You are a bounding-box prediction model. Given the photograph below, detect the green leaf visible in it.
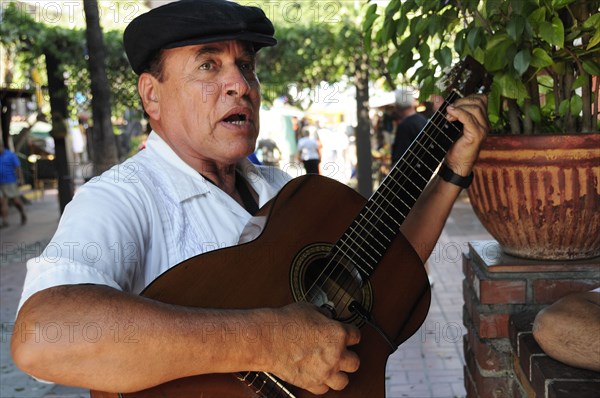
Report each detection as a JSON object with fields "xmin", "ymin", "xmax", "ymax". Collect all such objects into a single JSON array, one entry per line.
[
  {"xmin": 514, "ymin": 49, "xmax": 531, "ymax": 75},
  {"xmin": 539, "ymin": 17, "xmax": 564, "ymax": 48},
  {"xmin": 496, "ymin": 73, "xmax": 529, "ymax": 100},
  {"xmin": 528, "ymin": 105, "xmax": 542, "ymax": 124},
  {"xmin": 467, "ymin": 27, "xmax": 483, "ymax": 50},
  {"xmin": 415, "ymin": 17, "xmax": 429, "ymax": 36},
  {"xmin": 484, "ymin": 35, "xmax": 514, "ymax": 71},
  {"xmin": 427, "ymin": 15, "xmax": 441, "ymax": 37},
  {"xmin": 570, "ymin": 95, "xmax": 583, "ymax": 116},
  {"xmin": 384, "ymin": 0, "xmax": 401, "ymax": 19},
  {"xmin": 419, "ymin": 43, "xmax": 430, "ymax": 63},
  {"xmin": 485, "ymin": 0, "xmax": 503, "ymax": 18},
  {"xmin": 552, "ymin": 0, "xmax": 577, "ymax": 9},
  {"xmin": 507, "ymin": 15, "xmax": 527, "ymax": 42},
  {"xmin": 363, "ymin": 3, "xmax": 378, "ymax": 32},
  {"xmin": 488, "ymin": 79, "xmax": 503, "ymax": 124},
  {"xmin": 530, "ymin": 48, "xmax": 554, "ymax": 68},
  {"xmin": 551, "ymin": 16, "xmax": 565, "ymax": 48},
  {"xmin": 587, "ymin": 29, "xmax": 600, "ymax": 50},
  {"xmin": 396, "ymin": 14, "xmax": 409, "ymax": 38},
  {"xmin": 582, "ymin": 60, "xmax": 600, "ymax": 76},
  {"xmin": 439, "ymin": 47, "xmax": 453, "ymax": 68},
  {"xmin": 528, "ymin": 7, "xmax": 546, "ymax": 25},
  {"xmin": 572, "ymin": 75, "xmax": 586, "ymax": 90},
  {"xmin": 583, "ymin": 13, "xmax": 600, "ymax": 29},
  {"xmin": 558, "ymin": 99, "xmax": 569, "ymax": 116},
  {"xmin": 382, "ymin": 18, "xmax": 397, "ymax": 43},
  {"xmin": 420, "ymin": 75, "xmax": 435, "ymax": 101},
  {"xmin": 388, "ymin": 51, "xmax": 402, "ymax": 74}
]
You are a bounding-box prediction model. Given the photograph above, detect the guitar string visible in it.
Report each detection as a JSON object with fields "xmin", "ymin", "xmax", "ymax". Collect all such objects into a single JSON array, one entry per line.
[
  {"xmin": 297, "ymin": 96, "xmax": 461, "ymax": 310},
  {"xmin": 228, "ymin": 96, "xmax": 458, "ymax": 398},
  {"xmin": 257, "ymin": 95, "xmax": 461, "ymax": 398},
  {"xmin": 321, "ymin": 98, "xmax": 462, "ymax": 316},
  {"xmin": 318, "ymin": 100, "xmax": 462, "ymax": 329},
  {"xmin": 245, "ymin": 68, "xmax": 479, "ymax": 396},
  {"xmin": 298, "ymin": 93, "xmax": 462, "ymax": 316}
]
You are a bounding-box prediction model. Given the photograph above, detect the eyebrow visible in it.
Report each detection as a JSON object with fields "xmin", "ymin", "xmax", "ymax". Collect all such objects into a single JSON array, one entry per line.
[{"xmin": 194, "ymin": 43, "xmax": 256, "ymax": 61}]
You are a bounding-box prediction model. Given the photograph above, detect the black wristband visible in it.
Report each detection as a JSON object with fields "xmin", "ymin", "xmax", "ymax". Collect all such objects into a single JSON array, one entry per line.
[{"xmin": 437, "ymin": 163, "xmax": 474, "ymax": 189}]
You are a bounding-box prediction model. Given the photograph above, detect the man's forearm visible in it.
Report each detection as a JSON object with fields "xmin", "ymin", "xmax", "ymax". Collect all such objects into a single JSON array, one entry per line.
[
  {"xmin": 400, "ymin": 176, "xmax": 462, "ymax": 262},
  {"xmin": 11, "ymin": 284, "xmax": 271, "ymax": 392}
]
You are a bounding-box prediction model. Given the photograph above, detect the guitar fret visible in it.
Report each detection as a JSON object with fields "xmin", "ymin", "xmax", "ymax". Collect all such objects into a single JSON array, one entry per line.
[
  {"xmin": 331, "ymin": 242, "xmax": 372, "ymax": 272},
  {"xmin": 333, "ymin": 246, "xmax": 373, "ymax": 276},
  {"xmin": 347, "ymin": 211, "xmax": 395, "ymax": 255},
  {"xmin": 338, "ymin": 232, "xmax": 380, "ymax": 264},
  {"xmin": 411, "ymin": 140, "xmax": 441, "ymax": 173},
  {"xmin": 265, "ymin": 372, "xmax": 296, "ymax": 398},
  {"xmin": 372, "ymin": 192, "xmax": 407, "ymax": 222},
  {"xmin": 359, "ymin": 207, "xmax": 398, "ymax": 236},
  {"xmin": 351, "ymin": 210, "xmax": 395, "ymax": 242},
  {"xmin": 392, "ymin": 159, "xmax": 429, "ymax": 192},
  {"xmin": 429, "ymin": 119, "xmax": 455, "ymax": 146},
  {"xmin": 248, "ymin": 372, "xmax": 260, "ymax": 386},
  {"xmin": 364, "ymin": 205, "xmax": 401, "ymax": 239},
  {"xmin": 397, "ymin": 183, "xmax": 418, "ymax": 204},
  {"xmin": 377, "ymin": 183, "xmax": 412, "ymax": 217}
]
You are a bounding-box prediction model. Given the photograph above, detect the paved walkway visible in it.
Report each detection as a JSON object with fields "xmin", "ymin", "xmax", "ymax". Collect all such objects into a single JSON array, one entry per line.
[{"xmin": 1, "ymin": 188, "xmax": 491, "ymax": 398}]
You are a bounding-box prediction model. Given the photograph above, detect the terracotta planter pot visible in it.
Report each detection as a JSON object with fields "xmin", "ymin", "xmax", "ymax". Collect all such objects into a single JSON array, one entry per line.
[{"xmin": 467, "ymin": 133, "xmax": 600, "ymax": 260}]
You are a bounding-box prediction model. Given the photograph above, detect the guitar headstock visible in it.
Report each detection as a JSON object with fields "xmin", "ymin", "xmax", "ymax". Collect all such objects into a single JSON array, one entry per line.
[{"xmin": 438, "ymin": 56, "xmax": 492, "ymax": 97}]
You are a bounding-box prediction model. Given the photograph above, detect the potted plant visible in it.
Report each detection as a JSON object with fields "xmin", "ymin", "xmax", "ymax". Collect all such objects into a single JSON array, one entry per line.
[{"xmin": 365, "ymin": 0, "xmax": 600, "ymax": 260}]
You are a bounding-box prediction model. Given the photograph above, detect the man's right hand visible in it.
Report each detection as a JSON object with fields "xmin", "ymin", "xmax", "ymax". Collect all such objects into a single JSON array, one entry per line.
[{"xmin": 262, "ymin": 302, "xmax": 361, "ymax": 395}]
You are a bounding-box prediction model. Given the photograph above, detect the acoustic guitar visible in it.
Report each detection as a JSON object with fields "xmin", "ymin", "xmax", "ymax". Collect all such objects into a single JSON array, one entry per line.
[{"xmin": 91, "ymin": 57, "xmax": 489, "ymax": 398}]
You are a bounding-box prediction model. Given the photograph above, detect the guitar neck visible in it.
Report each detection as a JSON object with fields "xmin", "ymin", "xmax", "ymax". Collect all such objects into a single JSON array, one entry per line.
[{"xmin": 333, "ymin": 91, "xmax": 463, "ymax": 280}]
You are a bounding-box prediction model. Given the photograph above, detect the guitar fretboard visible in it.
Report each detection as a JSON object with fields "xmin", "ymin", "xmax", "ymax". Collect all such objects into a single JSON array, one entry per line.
[{"xmin": 334, "ymin": 91, "xmax": 463, "ymax": 280}]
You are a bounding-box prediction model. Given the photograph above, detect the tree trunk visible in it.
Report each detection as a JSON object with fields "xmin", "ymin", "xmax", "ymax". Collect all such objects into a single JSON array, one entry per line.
[
  {"xmin": 523, "ymin": 70, "xmax": 541, "ymax": 135},
  {"xmin": 83, "ymin": 0, "xmax": 118, "ymax": 176},
  {"xmin": 354, "ymin": 49, "xmax": 372, "ymax": 198},
  {"xmin": 45, "ymin": 51, "xmax": 74, "ymax": 213},
  {"xmin": 506, "ymin": 99, "xmax": 521, "ymax": 135}
]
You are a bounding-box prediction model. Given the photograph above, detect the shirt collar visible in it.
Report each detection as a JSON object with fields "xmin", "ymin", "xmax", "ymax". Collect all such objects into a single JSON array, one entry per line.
[
  {"xmin": 143, "ymin": 131, "xmax": 278, "ymax": 205},
  {"xmin": 144, "ymin": 132, "xmax": 211, "ymax": 202}
]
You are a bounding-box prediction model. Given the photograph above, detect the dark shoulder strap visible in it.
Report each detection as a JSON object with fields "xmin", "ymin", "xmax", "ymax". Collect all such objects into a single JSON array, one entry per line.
[{"xmin": 235, "ymin": 173, "xmax": 259, "ymax": 216}]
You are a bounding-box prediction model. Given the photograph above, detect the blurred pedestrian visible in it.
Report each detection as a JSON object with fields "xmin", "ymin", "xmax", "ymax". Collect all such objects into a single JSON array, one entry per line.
[
  {"xmin": 297, "ymin": 129, "xmax": 321, "ymax": 174},
  {"xmin": 0, "ymin": 146, "xmax": 27, "ymax": 227},
  {"xmin": 391, "ymin": 88, "xmax": 428, "ymax": 165}
]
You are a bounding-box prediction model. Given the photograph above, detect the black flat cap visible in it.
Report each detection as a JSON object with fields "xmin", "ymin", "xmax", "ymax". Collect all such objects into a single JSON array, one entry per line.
[{"xmin": 124, "ymin": 0, "xmax": 277, "ymax": 75}]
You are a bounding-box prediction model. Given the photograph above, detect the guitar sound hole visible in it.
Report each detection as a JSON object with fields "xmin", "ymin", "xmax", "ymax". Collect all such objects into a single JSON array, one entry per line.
[{"xmin": 303, "ymin": 255, "xmax": 366, "ymax": 321}]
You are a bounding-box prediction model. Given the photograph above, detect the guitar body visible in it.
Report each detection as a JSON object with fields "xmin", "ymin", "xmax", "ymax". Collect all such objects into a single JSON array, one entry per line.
[{"xmin": 91, "ymin": 175, "xmax": 431, "ymax": 398}]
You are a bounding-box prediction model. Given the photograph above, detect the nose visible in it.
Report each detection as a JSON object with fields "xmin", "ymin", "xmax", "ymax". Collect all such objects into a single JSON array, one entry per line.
[{"xmin": 223, "ymin": 65, "xmax": 252, "ymax": 98}]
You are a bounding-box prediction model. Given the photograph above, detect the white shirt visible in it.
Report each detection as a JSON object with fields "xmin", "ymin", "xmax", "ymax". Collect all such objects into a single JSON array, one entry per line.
[
  {"xmin": 18, "ymin": 132, "xmax": 291, "ymax": 311},
  {"xmin": 297, "ymin": 136, "xmax": 320, "ymax": 161}
]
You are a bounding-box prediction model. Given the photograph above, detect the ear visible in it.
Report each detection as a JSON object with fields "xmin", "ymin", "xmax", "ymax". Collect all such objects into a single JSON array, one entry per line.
[{"xmin": 138, "ymin": 73, "xmax": 160, "ymax": 119}]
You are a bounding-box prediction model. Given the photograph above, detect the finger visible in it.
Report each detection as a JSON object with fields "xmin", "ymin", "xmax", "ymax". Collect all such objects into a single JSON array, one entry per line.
[
  {"xmin": 327, "ymin": 372, "xmax": 350, "ymax": 391},
  {"xmin": 451, "ymin": 94, "xmax": 488, "ymax": 115},
  {"xmin": 447, "ymin": 96, "xmax": 488, "ymax": 125},
  {"xmin": 446, "ymin": 105, "xmax": 487, "ymax": 138},
  {"xmin": 344, "ymin": 325, "xmax": 361, "ymax": 346},
  {"xmin": 307, "ymin": 384, "xmax": 329, "ymax": 396},
  {"xmin": 340, "ymin": 350, "xmax": 360, "ymax": 373},
  {"xmin": 457, "ymin": 101, "xmax": 490, "ymax": 132}
]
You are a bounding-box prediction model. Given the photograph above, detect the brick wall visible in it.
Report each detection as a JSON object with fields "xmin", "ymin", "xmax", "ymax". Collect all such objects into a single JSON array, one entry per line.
[{"xmin": 462, "ymin": 240, "xmax": 600, "ymax": 398}]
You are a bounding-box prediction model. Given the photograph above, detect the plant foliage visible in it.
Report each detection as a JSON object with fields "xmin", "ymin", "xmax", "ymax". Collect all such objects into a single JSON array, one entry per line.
[{"xmin": 364, "ymin": 0, "xmax": 600, "ymax": 134}]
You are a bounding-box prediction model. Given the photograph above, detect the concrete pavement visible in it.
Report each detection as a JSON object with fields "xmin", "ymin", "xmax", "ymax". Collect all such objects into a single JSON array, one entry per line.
[{"xmin": 0, "ymin": 188, "xmax": 492, "ymax": 398}]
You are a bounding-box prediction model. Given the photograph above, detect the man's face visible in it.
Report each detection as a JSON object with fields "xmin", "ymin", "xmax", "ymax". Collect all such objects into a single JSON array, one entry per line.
[{"xmin": 149, "ymin": 40, "xmax": 261, "ymax": 169}]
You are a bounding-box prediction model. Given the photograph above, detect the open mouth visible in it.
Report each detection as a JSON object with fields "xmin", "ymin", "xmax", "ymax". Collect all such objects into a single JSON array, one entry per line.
[{"xmin": 222, "ymin": 113, "xmax": 249, "ymax": 126}]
